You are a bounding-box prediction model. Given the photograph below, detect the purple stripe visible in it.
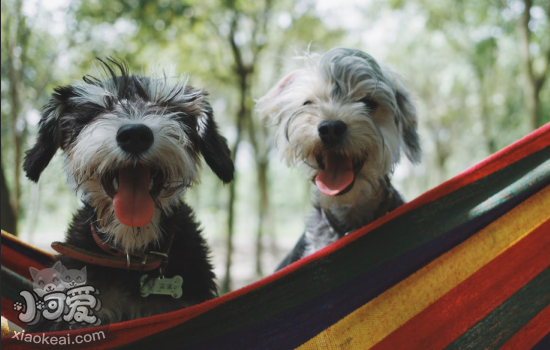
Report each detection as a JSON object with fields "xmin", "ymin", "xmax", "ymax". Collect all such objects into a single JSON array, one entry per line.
[
  {"xmin": 530, "ymin": 332, "xmax": 550, "ymax": 350},
  {"xmin": 182, "ymin": 181, "xmax": 541, "ymax": 350}
]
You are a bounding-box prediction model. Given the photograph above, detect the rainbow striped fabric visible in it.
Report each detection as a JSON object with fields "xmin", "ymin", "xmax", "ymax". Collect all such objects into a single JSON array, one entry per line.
[{"xmin": 2, "ymin": 124, "xmax": 549, "ymax": 350}]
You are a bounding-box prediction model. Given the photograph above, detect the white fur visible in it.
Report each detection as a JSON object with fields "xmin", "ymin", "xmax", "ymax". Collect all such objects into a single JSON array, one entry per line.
[
  {"xmin": 258, "ymin": 48, "xmax": 420, "ymax": 259},
  {"xmin": 63, "ymin": 109, "xmax": 197, "ymax": 252},
  {"xmin": 56, "ymin": 65, "xmax": 208, "ymax": 253},
  {"xmin": 257, "ymin": 48, "xmax": 417, "ymax": 210}
]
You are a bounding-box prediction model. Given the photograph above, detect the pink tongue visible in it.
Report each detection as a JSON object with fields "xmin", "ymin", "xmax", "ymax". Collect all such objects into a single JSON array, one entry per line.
[
  {"xmin": 315, "ymin": 152, "xmax": 354, "ymax": 196},
  {"xmin": 113, "ymin": 166, "xmax": 155, "ymax": 227}
]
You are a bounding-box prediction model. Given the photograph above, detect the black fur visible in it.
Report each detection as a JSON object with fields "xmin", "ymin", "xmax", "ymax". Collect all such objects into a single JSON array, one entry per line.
[
  {"xmin": 23, "ymin": 59, "xmax": 233, "ymax": 331},
  {"xmin": 198, "ymin": 104, "xmax": 235, "ymax": 184},
  {"xmin": 27, "ymin": 203, "xmax": 216, "ymax": 332},
  {"xmin": 22, "ymin": 88, "xmax": 74, "ymax": 182},
  {"xmin": 23, "ymin": 58, "xmax": 234, "ymax": 184},
  {"xmin": 276, "ymin": 181, "xmax": 405, "ymax": 271}
]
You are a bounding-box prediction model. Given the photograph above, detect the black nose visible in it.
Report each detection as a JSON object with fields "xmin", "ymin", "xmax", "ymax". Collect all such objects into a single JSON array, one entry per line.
[
  {"xmin": 116, "ymin": 124, "xmax": 154, "ymax": 155},
  {"xmin": 318, "ymin": 120, "xmax": 347, "ymax": 145}
]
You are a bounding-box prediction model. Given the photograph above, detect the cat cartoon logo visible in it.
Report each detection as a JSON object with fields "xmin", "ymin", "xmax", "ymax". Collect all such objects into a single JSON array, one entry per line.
[{"xmin": 13, "ymin": 262, "xmax": 101, "ymax": 326}]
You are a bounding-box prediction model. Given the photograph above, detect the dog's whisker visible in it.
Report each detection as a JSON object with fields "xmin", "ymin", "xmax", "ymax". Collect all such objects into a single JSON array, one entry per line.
[
  {"xmin": 22, "ymin": 58, "xmax": 231, "ymax": 331},
  {"xmin": 257, "ymin": 47, "xmax": 421, "ymax": 271}
]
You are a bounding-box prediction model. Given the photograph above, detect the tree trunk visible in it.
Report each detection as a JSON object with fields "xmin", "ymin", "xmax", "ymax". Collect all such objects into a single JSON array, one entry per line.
[
  {"xmin": 221, "ymin": 1, "xmax": 273, "ymax": 291},
  {"xmin": 518, "ymin": 0, "xmax": 549, "ymax": 130},
  {"xmin": 222, "ymin": 169, "xmax": 238, "ymax": 293},
  {"xmin": 5, "ymin": 0, "xmax": 30, "ymax": 230},
  {"xmin": 255, "ymin": 159, "xmax": 269, "ymax": 277},
  {"xmin": 221, "ymin": 63, "xmax": 249, "ymax": 294},
  {"xmin": 1, "ymin": 162, "xmax": 17, "ymax": 235}
]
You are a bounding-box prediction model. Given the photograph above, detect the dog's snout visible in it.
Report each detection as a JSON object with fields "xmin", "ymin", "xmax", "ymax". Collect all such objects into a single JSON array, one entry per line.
[
  {"xmin": 116, "ymin": 124, "xmax": 154, "ymax": 155},
  {"xmin": 318, "ymin": 120, "xmax": 347, "ymax": 145}
]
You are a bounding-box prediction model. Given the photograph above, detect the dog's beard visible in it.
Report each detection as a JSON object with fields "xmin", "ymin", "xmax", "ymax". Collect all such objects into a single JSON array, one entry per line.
[
  {"xmin": 276, "ymin": 107, "xmax": 399, "ymax": 208},
  {"xmin": 64, "ymin": 114, "xmax": 198, "ymax": 253}
]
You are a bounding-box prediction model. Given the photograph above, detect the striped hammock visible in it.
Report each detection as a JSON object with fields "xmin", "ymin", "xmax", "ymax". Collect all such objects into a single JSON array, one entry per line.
[{"xmin": 2, "ymin": 123, "xmax": 549, "ymax": 350}]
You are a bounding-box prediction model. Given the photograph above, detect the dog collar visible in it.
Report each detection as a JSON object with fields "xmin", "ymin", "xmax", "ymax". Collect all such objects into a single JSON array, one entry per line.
[
  {"xmin": 90, "ymin": 225, "xmax": 126, "ymax": 257},
  {"xmin": 51, "ymin": 225, "xmax": 174, "ymax": 272}
]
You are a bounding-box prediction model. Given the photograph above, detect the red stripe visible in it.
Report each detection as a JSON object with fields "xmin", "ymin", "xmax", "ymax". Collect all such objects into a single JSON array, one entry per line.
[
  {"xmin": 370, "ymin": 219, "xmax": 550, "ymax": 350},
  {"xmin": 407, "ymin": 123, "xmax": 550, "ymax": 210},
  {"xmin": 0, "ymin": 246, "xmax": 49, "ymax": 280},
  {"xmin": 499, "ymin": 304, "xmax": 550, "ymax": 350},
  {"xmin": 271, "ymin": 124, "xmax": 550, "ymax": 278},
  {"xmin": 2, "ymin": 126, "xmax": 548, "ymax": 348},
  {"xmin": 1, "ymin": 231, "xmax": 55, "ymax": 259}
]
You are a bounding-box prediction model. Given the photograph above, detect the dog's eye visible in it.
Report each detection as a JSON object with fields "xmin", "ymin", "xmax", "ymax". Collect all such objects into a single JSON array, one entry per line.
[
  {"xmin": 65, "ymin": 276, "xmax": 71, "ymax": 280},
  {"xmin": 76, "ymin": 276, "xmax": 82, "ymax": 281},
  {"xmin": 39, "ymin": 280, "xmax": 45, "ymax": 286},
  {"xmin": 303, "ymin": 100, "xmax": 313, "ymax": 106},
  {"xmin": 53, "ymin": 277, "xmax": 59, "ymax": 283},
  {"xmin": 360, "ymin": 98, "xmax": 378, "ymax": 112}
]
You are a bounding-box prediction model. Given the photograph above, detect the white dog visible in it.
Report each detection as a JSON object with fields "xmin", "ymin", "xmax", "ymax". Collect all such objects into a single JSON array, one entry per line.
[{"xmin": 257, "ymin": 48, "xmax": 421, "ymax": 269}]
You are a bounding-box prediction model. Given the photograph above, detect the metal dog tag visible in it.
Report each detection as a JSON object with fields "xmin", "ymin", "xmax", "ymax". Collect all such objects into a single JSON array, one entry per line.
[{"xmin": 140, "ymin": 274, "xmax": 183, "ymax": 299}]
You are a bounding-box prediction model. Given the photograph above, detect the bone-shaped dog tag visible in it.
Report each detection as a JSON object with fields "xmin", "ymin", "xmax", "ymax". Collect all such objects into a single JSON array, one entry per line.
[{"xmin": 140, "ymin": 274, "xmax": 183, "ymax": 299}]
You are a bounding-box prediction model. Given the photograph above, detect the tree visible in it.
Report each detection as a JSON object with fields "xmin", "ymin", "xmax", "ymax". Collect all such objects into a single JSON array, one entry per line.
[
  {"xmin": 383, "ymin": 0, "xmax": 549, "ymax": 192},
  {"xmin": 518, "ymin": 0, "xmax": 550, "ymax": 130},
  {"xmin": 1, "ymin": 162, "xmax": 17, "ymax": 234},
  {"xmin": 1, "ymin": 0, "xmax": 59, "ymax": 234},
  {"xmin": 206, "ymin": 0, "xmax": 274, "ymax": 289}
]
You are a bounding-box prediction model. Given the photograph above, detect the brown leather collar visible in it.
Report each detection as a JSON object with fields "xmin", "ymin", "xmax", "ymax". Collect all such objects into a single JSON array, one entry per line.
[
  {"xmin": 91, "ymin": 224, "xmax": 126, "ymax": 257},
  {"xmin": 51, "ymin": 225, "xmax": 174, "ymax": 272}
]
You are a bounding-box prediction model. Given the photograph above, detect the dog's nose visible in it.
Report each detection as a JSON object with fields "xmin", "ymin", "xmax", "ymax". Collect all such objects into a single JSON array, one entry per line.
[
  {"xmin": 116, "ymin": 124, "xmax": 154, "ymax": 155},
  {"xmin": 318, "ymin": 120, "xmax": 347, "ymax": 145}
]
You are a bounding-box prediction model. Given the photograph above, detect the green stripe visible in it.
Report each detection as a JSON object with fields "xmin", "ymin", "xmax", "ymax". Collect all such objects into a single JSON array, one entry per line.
[
  {"xmin": 120, "ymin": 147, "xmax": 550, "ymax": 349},
  {"xmin": 445, "ymin": 266, "xmax": 550, "ymax": 350},
  {"xmin": 1, "ymin": 266, "xmax": 34, "ymax": 303}
]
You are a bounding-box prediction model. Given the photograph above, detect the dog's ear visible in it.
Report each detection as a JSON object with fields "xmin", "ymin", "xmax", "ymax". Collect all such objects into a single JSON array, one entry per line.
[
  {"xmin": 393, "ymin": 83, "xmax": 421, "ymax": 164},
  {"xmin": 23, "ymin": 89, "xmax": 72, "ymax": 182},
  {"xmin": 256, "ymin": 70, "xmax": 298, "ymax": 122},
  {"xmin": 198, "ymin": 102, "xmax": 234, "ymax": 184}
]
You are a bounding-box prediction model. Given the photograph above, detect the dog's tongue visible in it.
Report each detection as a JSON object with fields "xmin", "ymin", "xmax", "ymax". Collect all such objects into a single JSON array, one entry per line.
[
  {"xmin": 113, "ymin": 166, "xmax": 154, "ymax": 227},
  {"xmin": 315, "ymin": 152, "xmax": 354, "ymax": 196}
]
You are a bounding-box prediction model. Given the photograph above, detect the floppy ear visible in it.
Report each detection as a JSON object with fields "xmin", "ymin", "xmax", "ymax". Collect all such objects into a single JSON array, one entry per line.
[
  {"xmin": 393, "ymin": 83, "xmax": 421, "ymax": 164},
  {"xmin": 23, "ymin": 89, "xmax": 71, "ymax": 182},
  {"xmin": 256, "ymin": 70, "xmax": 298, "ymax": 122},
  {"xmin": 198, "ymin": 102, "xmax": 234, "ymax": 184}
]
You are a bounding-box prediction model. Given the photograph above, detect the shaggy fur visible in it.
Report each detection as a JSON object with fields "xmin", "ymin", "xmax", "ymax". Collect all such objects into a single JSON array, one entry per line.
[
  {"xmin": 257, "ymin": 48, "xmax": 421, "ymax": 270},
  {"xmin": 23, "ymin": 59, "xmax": 234, "ymax": 330}
]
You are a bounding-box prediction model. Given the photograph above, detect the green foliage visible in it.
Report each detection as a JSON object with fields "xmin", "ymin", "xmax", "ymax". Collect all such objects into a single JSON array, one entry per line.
[{"xmin": 1, "ymin": 0, "xmax": 548, "ymax": 288}]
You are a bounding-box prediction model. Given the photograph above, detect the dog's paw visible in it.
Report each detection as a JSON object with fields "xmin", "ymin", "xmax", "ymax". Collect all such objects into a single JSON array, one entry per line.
[
  {"xmin": 36, "ymin": 300, "xmax": 45, "ymax": 311},
  {"xmin": 13, "ymin": 302, "xmax": 24, "ymax": 312}
]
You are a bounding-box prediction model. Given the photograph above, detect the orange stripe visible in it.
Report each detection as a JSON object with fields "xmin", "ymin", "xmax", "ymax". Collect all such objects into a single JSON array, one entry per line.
[
  {"xmin": 498, "ymin": 304, "xmax": 550, "ymax": 350},
  {"xmin": 298, "ymin": 184, "xmax": 550, "ymax": 350},
  {"xmin": 1, "ymin": 230, "xmax": 55, "ymax": 259},
  {"xmin": 281, "ymin": 124, "xmax": 550, "ymax": 275},
  {"xmin": 370, "ymin": 219, "xmax": 550, "ymax": 350}
]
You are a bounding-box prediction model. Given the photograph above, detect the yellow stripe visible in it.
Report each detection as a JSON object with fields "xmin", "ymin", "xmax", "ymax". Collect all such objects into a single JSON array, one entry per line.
[{"xmin": 297, "ymin": 185, "xmax": 550, "ymax": 350}]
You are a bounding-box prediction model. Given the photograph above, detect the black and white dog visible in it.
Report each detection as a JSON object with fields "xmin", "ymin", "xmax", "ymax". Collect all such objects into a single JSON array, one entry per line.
[
  {"xmin": 23, "ymin": 59, "xmax": 233, "ymax": 330},
  {"xmin": 257, "ymin": 48, "xmax": 421, "ymax": 270}
]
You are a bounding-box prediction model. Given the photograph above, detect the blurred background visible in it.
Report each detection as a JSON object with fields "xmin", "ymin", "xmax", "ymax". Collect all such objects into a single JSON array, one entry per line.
[{"xmin": 1, "ymin": 0, "xmax": 549, "ymax": 293}]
